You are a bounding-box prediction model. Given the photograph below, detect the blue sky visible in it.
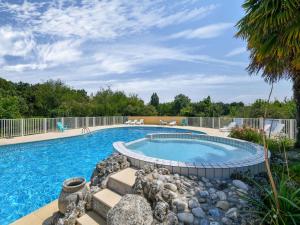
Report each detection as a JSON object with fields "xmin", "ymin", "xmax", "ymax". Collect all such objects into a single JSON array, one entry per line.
[{"xmin": 0, "ymin": 0, "xmax": 292, "ymax": 103}]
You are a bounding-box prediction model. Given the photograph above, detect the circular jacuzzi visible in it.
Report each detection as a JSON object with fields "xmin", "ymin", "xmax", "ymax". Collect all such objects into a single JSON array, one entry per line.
[{"xmin": 113, "ymin": 133, "xmax": 267, "ymax": 178}]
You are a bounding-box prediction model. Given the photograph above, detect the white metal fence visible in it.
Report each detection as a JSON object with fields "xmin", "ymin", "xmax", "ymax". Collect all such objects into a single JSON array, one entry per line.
[
  {"xmin": 0, "ymin": 116, "xmax": 296, "ymax": 140},
  {"xmin": 0, "ymin": 116, "xmax": 125, "ymax": 138},
  {"xmin": 187, "ymin": 117, "xmax": 297, "ymax": 140}
]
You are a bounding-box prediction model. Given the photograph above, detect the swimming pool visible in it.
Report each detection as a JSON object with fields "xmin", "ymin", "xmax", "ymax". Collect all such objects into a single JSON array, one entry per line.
[
  {"xmin": 128, "ymin": 138, "xmax": 256, "ymax": 163},
  {"xmin": 0, "ymin": 127, "xmax": 201, "ymax": 225},
  {"xmin": 114, "ymin": 133, "xmax": 266, "ymax": 179}
]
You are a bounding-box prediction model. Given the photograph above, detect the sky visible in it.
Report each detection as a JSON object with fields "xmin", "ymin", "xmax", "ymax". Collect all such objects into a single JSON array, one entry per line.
[{"xmin": 0, "ymin": 0, "xmax": 292, "ymax": 103}]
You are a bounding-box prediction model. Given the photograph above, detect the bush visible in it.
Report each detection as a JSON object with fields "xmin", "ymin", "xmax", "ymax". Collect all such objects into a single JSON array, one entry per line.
[
  {"xmin": 246, "ymin": 175, "xmax": 300, "ymax": 225},
  {"xmin": 229, "ymin": 127, "xmax": 294, "ymax": 152},
  {"xmin": 229, "ymin": 127, "xmax": 263, "ymax": 143}
]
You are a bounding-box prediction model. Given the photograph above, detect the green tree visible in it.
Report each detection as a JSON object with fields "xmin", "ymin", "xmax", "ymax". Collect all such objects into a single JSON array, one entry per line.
[
  {"xmin": 236, "ymin": 0, "xmax": 300, "ymax": 145},
  {"xmin": 0, "ymin": 96, "xmax": 23, "ymax": 118},
  {"xmin": 150, "ymin": 93, "xmax": 159, "ymax": 108},
  {"xmin": 173, "ymin": 94, "xmax": 191, "ymax": 115}
]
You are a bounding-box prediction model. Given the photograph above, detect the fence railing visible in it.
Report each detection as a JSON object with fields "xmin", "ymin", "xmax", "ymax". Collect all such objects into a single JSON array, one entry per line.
[
  {"xmin": 0, "ymin": 116, "xmax": 125, "ymax": 138},
  {"xmin": 187, "ymin": 117, "xmax": 297, "ymax": 140},
  {"xmin": 0, "ymin": 116, "xmax": 296, "ymax": 140}
]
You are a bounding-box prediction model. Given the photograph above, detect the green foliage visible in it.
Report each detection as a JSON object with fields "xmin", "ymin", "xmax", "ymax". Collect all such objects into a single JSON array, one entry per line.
[
  {"xmin": 173, "ymin": 94, "xmax": 191, "ymax": 115},
  {"xmin": 150, "ymin": 93, "xmax": 159, "ymax": 108},
  {"xmin": 229, "ymin": 127, "xmax": 263, "ymax": 143},
  {"xmin": 0, "ymin": 96, "xmax": 24, "ymax": 118},
  {"xmin": 0, "ymin": 78, "xmax": 296, "ymax": 118},
  {"xmin": 229, "ymin": 127, "xmax": 294, "ymax": 152},
  {"xmin": 246, "ymin": 175, "xmax": 300, "ymax": 225}
]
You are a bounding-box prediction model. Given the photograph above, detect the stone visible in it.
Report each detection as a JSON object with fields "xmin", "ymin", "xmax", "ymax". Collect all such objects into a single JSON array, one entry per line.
[
  {"xmin": 173, "ymin": 199, "xmax": 188, "ymax": 212},
  {"xmin": 210, "ymin": 222, "xmax": 220, "ymax": 225},
  {"xmin": 216, "ymin": 191, "xmax": 227, "ymax": 201},
  {"xmin": 210, "ymin": 193, "xmax": 218, "ymax": 200},
  {"xmin": 221, "ymin": 217, "xmax": 233, "ymax": 225},
  {"xmin": 225, "ymin": 208, "xmax": 238, "ymax": 220},
  {"xmin": 208, "ymin": 188, "xmax": 216, "ymax": 194},
  {"xmin": 174, "ymin": 174, "xmax": 180, "ymax": 179},
  {"xmin": 192, "ymin": 207, "xmax": 205, "ymax": 218},
  {"xmin": 216, "ymin": 201, "xmax": 230, "ymax": 211},
  {"xmin": 201, "ymin": 177, "xmax": 209, "ymax": 183},
  {"xmin": 232, "ymin": 180, "xmax": 249, "ymax": 191},
  {"xmin": 200, "ymin": 218, "xmax": 210, "ymax": 225},
  {"xmin": 197, "ymin": 197, "xmax": 207, "ymax": 203},
  {"xmin": 107, "ymin": 194, "xmax": 153, "ymax": 225},
  {"xmin": 177, "ymin": 212, "xmax": 194, "ymax": 224},
  {"xmin": 198, "ymin": 181, "xmax": 204, "ymax": 187},
  {"xmin": 198, "ymin": 191, "xmax": 209, "ymax": 198},
  {"xmin": 193, "ymin": 218, "xmax": 200, "ymax": 225},
  {"xmin": 188, "ymin": 198, "xmax": 200, "ymax": 209},
  {"xmin": 208, "ymin": 208, "xmax": 222, "ymax": 218},
  {"xmin": 167, "ymin": 211, "xmax": 178, "ymax": 225},
  {"xmin": 154, "ymin": 201, "xmax": 169, "ymax": 222},
  {"xmin": 165, "ymin": 183, "xmax": 177, "ymax": 192}
]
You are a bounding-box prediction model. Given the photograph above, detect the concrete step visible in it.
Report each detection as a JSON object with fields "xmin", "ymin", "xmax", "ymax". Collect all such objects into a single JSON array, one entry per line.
[
  {"xmin": 76, "ymin": 211, "xmax": 106, "ymax": 225},
  {"xmin": 92, "ymin": 189, "xmax": 122, "ymax": 218},
  {"xmin": 107, "ymin": 168, "xmax": 137, "ymax": 195}
]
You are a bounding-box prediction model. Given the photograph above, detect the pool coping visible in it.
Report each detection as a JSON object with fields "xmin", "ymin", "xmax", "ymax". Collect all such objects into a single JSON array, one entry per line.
[
  {"xmin": 114, "ymin": 133, "xmax": 269, "ymax": 178},
  {"xmin": 0, "ymin": 125, "xmax": 228, "ymax": 147}
]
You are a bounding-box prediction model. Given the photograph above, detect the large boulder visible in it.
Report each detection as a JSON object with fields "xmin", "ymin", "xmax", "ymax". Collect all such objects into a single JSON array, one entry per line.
[{"xmin": 107, "ymin": 194, "xmax": 153, "ymax": 225}]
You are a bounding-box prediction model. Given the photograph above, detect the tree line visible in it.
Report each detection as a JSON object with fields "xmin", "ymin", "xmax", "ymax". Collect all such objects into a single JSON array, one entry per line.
[{"xmin": 0, "ymin": 78, "xmax": 295, "ymax": 119}]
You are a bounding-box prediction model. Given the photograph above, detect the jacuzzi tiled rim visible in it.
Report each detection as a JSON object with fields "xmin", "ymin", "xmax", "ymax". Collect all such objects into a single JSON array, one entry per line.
[{"xmin": 113, "ymin": 133, "xmax": 269, "ymax": 178}]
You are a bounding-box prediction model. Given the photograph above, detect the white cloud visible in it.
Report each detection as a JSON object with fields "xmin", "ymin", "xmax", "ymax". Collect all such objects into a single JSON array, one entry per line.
[
  {"xmin": 225, "ymin": 47, "xmax": 247, "ymax": 57},
  {"xmin": 1, "ymin": 0, "xmax": 217, "ymax": 40},
  {"xmin": 0, "ymin": 26, "xmax": 34, "ymax": 57},
  {"xmin": 92, "ymin": 44, "xmax": 246, "ymax": 74},
  {"xmin": 2, "ymin": 63, "xmax": 47, "ymax": 72},
  {"xmin": 37, "ymin": 40, "xmax": 82, "ymax": 66},
  {"xmin": 169, "ymin": 23, "xmax": 234, "ymax": 39}
]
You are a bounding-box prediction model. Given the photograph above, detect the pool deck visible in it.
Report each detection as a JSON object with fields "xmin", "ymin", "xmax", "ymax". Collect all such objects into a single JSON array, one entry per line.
[
  {"xmin": 4, "ymin": 125, "xmax": 228, "ymax": 225},
  {"xmin": 0, "ymin": 125, "xmax": 228, "ymax": 146}
]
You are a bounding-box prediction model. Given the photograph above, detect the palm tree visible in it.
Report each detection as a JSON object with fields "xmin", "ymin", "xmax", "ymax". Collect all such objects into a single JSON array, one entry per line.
[{"xmin": 236, "ymin": 0, "xmax": 300, "ymax": 146}]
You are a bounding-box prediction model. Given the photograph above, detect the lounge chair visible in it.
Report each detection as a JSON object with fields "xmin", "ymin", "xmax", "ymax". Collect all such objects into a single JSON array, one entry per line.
[
  {"xmin": 219, "ymin": 122, "xmax": 236, "ymax": 132},
  {"xmin": 168, "ymin": 121, "xmax": 177, "ymax": 126},
  {"xmin": 57, "ymin": 122, "xmax": 68, "ymax": 132},
  {"xmin": 270, "ymin": 123, "xmax": 285, "ymax": 137},
  {"xmin": 160, "ymin": 120, "xmax": 168, "ymax": 125},
  {"xmin": 125, "ymin": 120, "xmax": 132, "ymax": 125},
  {"xmin": 130, "ymin": 120, "xmax": 138, "ymax": 125},
  {"xmin": 135, "ymin": 119, "xmax": 144, "ymax": 125},
  {"xmin": 263, "ymin": 124, "xmax": 271, "ymax": 133},
  {"xmin": 233, "ymin": 118, "xmax": 244, "ymax": 128},
  {"xmin": 181, "ymin": 118, "xmax": 188, "ymax": 126}
]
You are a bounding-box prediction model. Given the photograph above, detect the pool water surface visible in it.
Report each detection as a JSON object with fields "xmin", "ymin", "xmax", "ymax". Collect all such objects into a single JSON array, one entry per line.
[
  {"xmin": 128, "ymin": 138, "xmax": 256, "ymax": 163},
  {"xmin": 0, "ymin": 127, "xmax": 202, "ymax": 225}
]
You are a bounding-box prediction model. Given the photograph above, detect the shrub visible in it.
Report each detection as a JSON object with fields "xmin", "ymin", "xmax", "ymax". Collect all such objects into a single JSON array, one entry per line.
[
  {"xmin": 229, "ymin": 127, "xmax": 263, "ymax": 143},
  {"xmin": 246, "ymin": 175, "xmax": 300, "ymax": 225},
  {"xmin": 229, "ymin": 127, "xmax": 294, "ymax": 152}
]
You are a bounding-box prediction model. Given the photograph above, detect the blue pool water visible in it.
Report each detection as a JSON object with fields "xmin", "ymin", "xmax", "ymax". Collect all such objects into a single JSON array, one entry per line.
[
  {"xmin": 0, "ymin": 127, "xmax": 202, "ymax": 225},
  {"xmin": 128, "ymin": 139, "xmax": 256, "ymax": 163}
]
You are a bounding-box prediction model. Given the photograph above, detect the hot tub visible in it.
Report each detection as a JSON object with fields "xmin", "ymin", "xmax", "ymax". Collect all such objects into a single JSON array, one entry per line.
[{"xmin": 113, "ymin": 133, "xmax": 267, "ymax": 178}]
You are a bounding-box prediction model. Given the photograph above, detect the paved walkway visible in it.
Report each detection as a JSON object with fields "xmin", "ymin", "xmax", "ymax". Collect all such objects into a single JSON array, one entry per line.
[{"xmin": 0, "ymin": 125, "xmax": 228, "ymax": 146}]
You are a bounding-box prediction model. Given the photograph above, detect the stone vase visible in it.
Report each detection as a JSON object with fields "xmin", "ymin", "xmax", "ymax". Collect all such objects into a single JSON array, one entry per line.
[{"xmin": 58, "ymin": 177, "xmax": 88, "ymax": 214}]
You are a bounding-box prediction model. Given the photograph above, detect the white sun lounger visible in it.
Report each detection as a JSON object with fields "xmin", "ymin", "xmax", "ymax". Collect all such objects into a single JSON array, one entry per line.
[
  {"xmin": 219, "ymin": 122, "xmax": 236, "ymax": 132},
  {"xmin": 270, "ymin": 123, "xmax": 285, "ymax": 137},
  {"xmin": 130, "ymin": 119, "xmax": 138, "ymax": 125},
  {"xmin": 168, "ymin": 121, "xmax": 177, "ymax": 126},
  {"xmin": 160, "ymin": 120, "xmax": 168, "ymax": 125},
  {"xmin": 135, "ymin": 119, "xmax": 144, "ymax": 125},
  {"xmin": 125, "ymin": 120, "xmax": 132, "ymax": 125}
]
